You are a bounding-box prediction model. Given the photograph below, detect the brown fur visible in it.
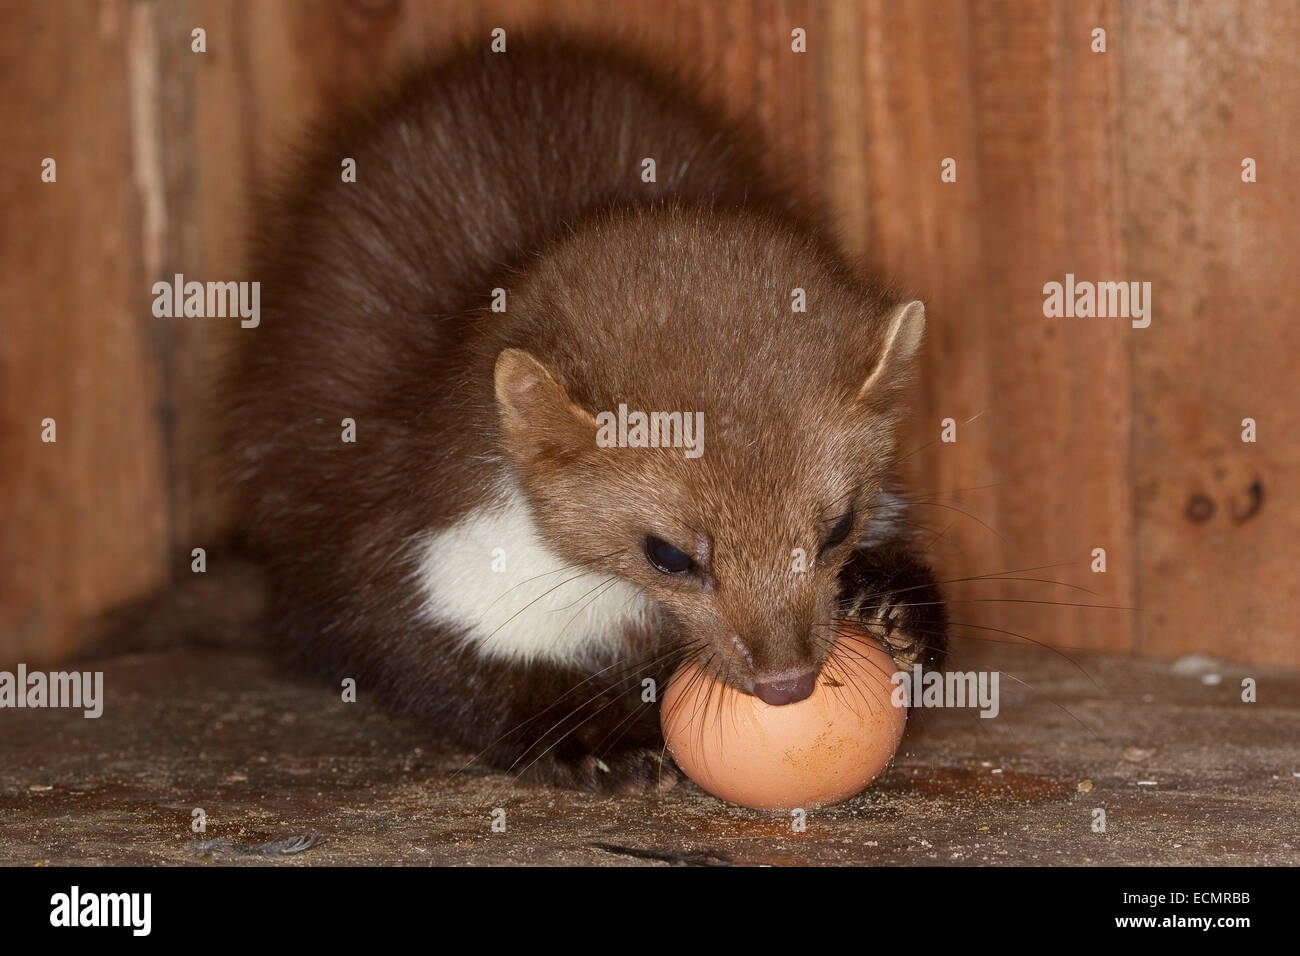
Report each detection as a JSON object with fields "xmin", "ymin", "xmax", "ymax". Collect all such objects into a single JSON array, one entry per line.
[
  {"xmin": 488, "ymin": 205, "xmax": 917, "ymax": 681},
  {"xmin": 224, "ymin": 36, "xmax": 943, "ymax": 791}
]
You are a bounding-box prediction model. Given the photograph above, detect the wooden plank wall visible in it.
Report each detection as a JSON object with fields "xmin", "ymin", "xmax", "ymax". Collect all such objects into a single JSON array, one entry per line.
[{"xmin": 2, "ymin": 0, "xmax": 1295, "ymax": 668}]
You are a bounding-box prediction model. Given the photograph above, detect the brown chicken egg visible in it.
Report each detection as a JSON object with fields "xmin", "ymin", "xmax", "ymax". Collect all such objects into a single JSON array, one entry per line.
[{"xmin": 660, "ymin": 626, "xmax": 906, "ymax": 810}]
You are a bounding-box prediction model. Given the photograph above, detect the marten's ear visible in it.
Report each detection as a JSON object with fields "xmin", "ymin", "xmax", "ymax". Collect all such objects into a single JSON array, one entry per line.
[
  {"xmin": 494, "ymin": 348, "xmax": 597, "ymax": 457},
  {"xmin": 856, "ymin": 300, "xmax": 926, "ymax": 403}
]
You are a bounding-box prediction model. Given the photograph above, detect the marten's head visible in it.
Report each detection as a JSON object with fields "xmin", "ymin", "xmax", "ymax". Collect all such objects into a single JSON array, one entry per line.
[{"xmin": 489, "ymin": 207, "xmax": 925, "ymax": 704}]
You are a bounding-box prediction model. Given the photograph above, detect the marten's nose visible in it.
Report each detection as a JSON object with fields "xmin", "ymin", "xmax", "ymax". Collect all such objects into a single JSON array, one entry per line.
[{"xmin": 752, "ymin": 669, "xmax": 818, "ymax": 706}]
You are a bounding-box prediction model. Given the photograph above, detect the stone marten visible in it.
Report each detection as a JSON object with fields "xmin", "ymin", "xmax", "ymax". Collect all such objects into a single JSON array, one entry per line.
[{"xmin": 225, "ymin": 37, "xmax": 947, "ymax": 792}]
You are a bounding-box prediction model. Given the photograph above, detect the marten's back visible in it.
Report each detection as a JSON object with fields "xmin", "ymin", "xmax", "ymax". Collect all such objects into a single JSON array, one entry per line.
[{"xmin": 241, "ymin": 40, "xmax": 781, "ymax": 382}]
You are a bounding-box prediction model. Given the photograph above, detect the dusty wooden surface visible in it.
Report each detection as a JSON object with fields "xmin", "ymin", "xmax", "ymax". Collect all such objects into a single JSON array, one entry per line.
[
  {"xmin": 2, "ymin": 644, "xmax": 1296, "ymax": 866},
  {"xmin": 1, "ymin": 0, "xmax": 1297, "ymax": 666}
]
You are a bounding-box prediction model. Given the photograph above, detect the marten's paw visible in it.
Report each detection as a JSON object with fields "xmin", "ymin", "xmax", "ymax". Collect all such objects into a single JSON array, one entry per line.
[
  {"xmin": 514, "ymin": 744, "xmax": 681, "ymax": 794},
  {"xmin": 497, "ymin": 691, "xmax": 680, "ymax": 793},
  {"xmin": 578, "ymin": 747, "xmax": 682, "ymax": 794},
  {"xmin": 837, "ymin": 543, "xmax": 948, "ymax": 671}
]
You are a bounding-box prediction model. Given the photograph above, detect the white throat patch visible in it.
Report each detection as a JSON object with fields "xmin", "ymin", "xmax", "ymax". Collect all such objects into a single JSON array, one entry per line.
[{"xmin": 413, "ymin": 490, "xmax": 658, "ymax": 667}]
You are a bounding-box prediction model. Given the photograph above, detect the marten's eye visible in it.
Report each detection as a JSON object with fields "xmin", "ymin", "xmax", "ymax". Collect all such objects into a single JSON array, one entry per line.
[
  {"xmin": 820, "ymin": 509, "xmax": 854, "ymax": 554},
  {"xmin": 644, "ymin": 535, "xmax": 694, "ymax": 574}
]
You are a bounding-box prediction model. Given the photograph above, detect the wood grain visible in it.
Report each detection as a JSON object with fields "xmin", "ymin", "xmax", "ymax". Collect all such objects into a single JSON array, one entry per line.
[
  {"xmin": 0, "ymin": 0, "xmax": 169, "ymax": 663},
  {"xmin": 849, "ymin": 0, "xmax": 1139, "ymax": 663},
  {"xmin": 1120, "ymin": 0, "xmax": 1300, "ymax": 666}
]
